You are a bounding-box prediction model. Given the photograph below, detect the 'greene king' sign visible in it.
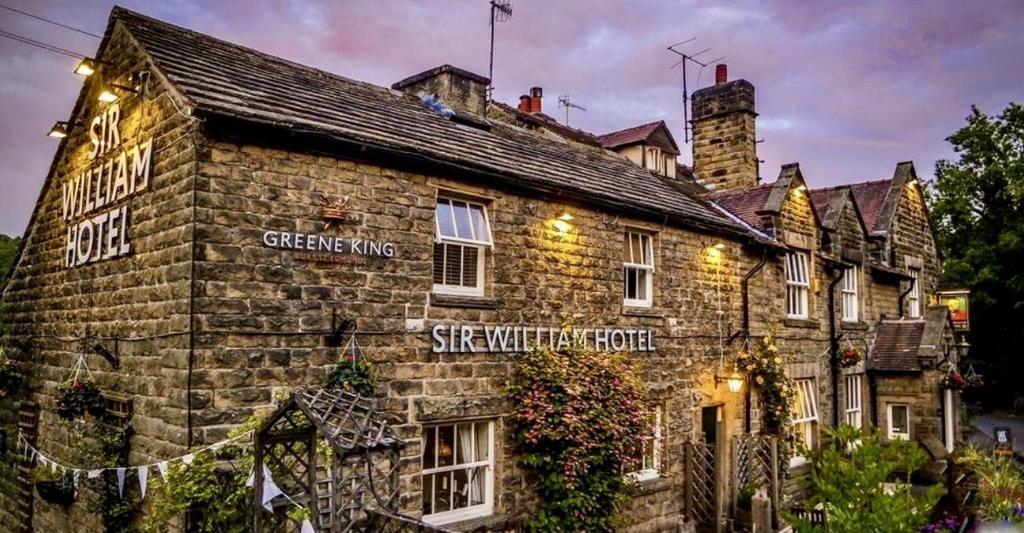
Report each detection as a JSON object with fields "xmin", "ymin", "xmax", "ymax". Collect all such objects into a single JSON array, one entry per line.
[{"xmin": 62, "ymin": 103, "xmax": 152, "ymax": 268}]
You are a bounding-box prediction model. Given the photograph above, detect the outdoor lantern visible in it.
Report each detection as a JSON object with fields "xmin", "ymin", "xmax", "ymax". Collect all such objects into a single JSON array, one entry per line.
[
  {"xmin": 715, "ymin": 371, "xmax": 744, "ymax": 393},
  {"xmin": 47, "ymin": 121, "xmax": 69, "ymax": 138},
  {"xmin": 727, "ymin": 372, "xmax": 744, "ymax": 393},
  {"xmin": 74, "ymin": 58, "xmax": 97, "ymax": 77},
  {"xmin": 552, "ymin": 213, "xmax": 574, "ymax": 234},
  {"xmin": 97, "ymin": 89, "xmax": 119, "ymax": 103}
]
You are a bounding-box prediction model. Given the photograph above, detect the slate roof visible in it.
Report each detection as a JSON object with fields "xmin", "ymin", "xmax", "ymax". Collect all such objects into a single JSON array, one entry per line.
[
  {"xmin": 848, "ymin": 179, "xmax": 893, "ymax": 234},
  {"xmin": 597, "ymin": 121, "xmax": 679, "ymax": 154},
  {"xmin": 708, "ymin": 185, "xmax": 773, "ymax": 230},
  {"xmin": 869, "ymin": 320, "xmax": 927, "ymax": 372},
  {"xmin": 809, "ymin": 189, "xmax": 835, "ymax": 226},
  {"xmin": 110, "ymin": 8, "xmax": 749, "ymax": 238},
  {"xmin": 489, "ymin": 101, "xmax": 601, "ymax": 147}
]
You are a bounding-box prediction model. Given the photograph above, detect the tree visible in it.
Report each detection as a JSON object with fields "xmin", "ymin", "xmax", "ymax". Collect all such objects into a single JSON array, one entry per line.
[
  {"xmin": 790, "ymin": 425, "xmax": 942, "ymax": 533},
  {"xmin": 928, "ymin": 103, "xmax": 1024, "ymax": 409},
  {"xmin": 0, "ymin": 234, "xmax": 19, "ymax": 281}
]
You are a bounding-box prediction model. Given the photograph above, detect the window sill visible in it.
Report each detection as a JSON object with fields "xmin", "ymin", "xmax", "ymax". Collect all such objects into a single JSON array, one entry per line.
[
  {"xmin": 431, "ymin": 293, "xmax": 499, "ymax": 309},
  {"xmin": 626, "ymin": 475, "xmax": 672, "ymax": 497},
  {"xmin": 784, "ymin": 318, "xmax": 820, "ymax": 329},
  {"xmin": 840, "ymin": 321, "xmax": 869, "ymax": 331},
  {"xmin": 622, "ymin": 306, "xmax": 662, "ymax": 318},
  {"xmin": 436, "ymin": 512, "xmax": 518, "ymax": 532}
]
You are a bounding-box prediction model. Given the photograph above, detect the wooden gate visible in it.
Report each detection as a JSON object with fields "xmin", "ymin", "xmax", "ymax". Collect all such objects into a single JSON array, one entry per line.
[
  {"xmin": 684, "ymin": 440, "xmax": 720, "ymax": 531},
  {"xmin": 731, "ymin": 435, "xmax": 780, "ymax": 529}
]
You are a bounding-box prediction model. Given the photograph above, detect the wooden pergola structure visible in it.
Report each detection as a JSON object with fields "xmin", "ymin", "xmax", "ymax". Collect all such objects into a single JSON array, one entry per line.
[{"xmin": 254, "ymin": 388, "xmax": 435, "ymax": 532}]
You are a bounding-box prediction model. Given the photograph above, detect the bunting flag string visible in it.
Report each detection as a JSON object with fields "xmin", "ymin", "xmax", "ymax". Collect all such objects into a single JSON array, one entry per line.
[
  {"xmin": 15, "ymin": 430, "xmax": 253, "ymax": 502},
  {"xmin": 246, "ymin": 464, "xmax": 315, "ymax": 531}
]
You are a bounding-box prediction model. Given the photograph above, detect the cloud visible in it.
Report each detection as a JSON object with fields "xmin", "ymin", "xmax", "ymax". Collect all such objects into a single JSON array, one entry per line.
[{"xmin": 0, "ymin": 0, "xmax": 1022, "ymax": 234}]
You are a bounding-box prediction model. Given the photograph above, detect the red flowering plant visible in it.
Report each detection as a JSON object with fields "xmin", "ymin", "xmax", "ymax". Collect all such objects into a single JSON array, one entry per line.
[
  {"xmin": 839, "ymin": 347, "xmax": 862, "ymax": 368},
  {"xmin": 55, "ymin": 379, "xmax": 106, "ymax": 421},
  {"xmin": 508, "ymin": 344, "xmax": 647, "ymax": 532},
  {"xmin": 941, "ymin": 371, "xmax": 966, "ymax": 391}
]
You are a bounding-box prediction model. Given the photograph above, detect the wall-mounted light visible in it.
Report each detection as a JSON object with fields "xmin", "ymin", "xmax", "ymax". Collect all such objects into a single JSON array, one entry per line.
[
  {"xmin": 74, "ymin": 58, "xmax": 98, "ymax": 77},
  {"xmin": 47, "ymin": 121, "xmax": 70, "ymax": 138},
  {"xmin": 706, "ymin": 242, "xmax": 726, "ymax": 263},
  {"xmin": 97, "ymin": 89, "xmax": 119, "ymax": 103},
  {"xmin": 551, "ymin": 213, "xmax": 574, "ymax": 235},
  {"xmin": 715, "ymin": 371, "xmax": 744, "ymax": 393}
]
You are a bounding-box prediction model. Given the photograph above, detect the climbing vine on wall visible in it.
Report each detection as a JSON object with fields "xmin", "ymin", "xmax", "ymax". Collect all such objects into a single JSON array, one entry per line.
[
  {"xmin": 737, "ymin": 334, "xmax": 795, "ymax": 435},
  {"xmin": 508, "ymin": 345, "xmax": 647, "ymax": 532}
]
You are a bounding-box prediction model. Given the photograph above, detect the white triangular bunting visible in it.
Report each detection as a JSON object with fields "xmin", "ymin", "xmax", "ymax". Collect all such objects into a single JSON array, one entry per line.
[
  {"xmin": 116, "ymin": 468, "xmax": 126, "ymax": 498},
  {"xmin": 261, "ymin": 465, "xmax": 283, "ymax": 511},
  {"xmin": 88, "ymin": 469, "xmax": 102, "ymax": 479},
  {"xmin": 181, "ymin": 453, "xmax": 194, "ymax": 465},
  {"xmin": 245, "ymin": 467, "xmax": 255, "ymax": 488},
  {"xmin": 301, "ymin": 519, "xmax": 315, "ymax": 533},
  {"xmin": 138, "ymin": 466, "xmax": 149, "ymax": 499},
  {"xmin": 157, "ymin": 461, "xmax": 169, "ymax": 478}
]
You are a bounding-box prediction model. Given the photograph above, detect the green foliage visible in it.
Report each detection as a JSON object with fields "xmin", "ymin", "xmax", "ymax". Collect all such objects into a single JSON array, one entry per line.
[
  {"xmin": 0, "ymin": 346, "xmax": 22, "ymax": 397},
  {"xmin": 789, "ymin": 425, "xmax": 941, "ymax": 533},
  {"xmin": 958, "ymin": 446, "xmax": 1024, "ymax": 523},
  {"xmin": 0, "ymin": 234, "xmax": 20, "ymax": 280},
  {"xmin": 929, "ymin": 103, "xmax": 1024, "ymax": 409},
  {"xmin": 737, "ymin": 333, "xmax": 794, "ymax": 435},
  {"xmin": 72, "ymin": 420, "xmax": 139, "ymax": 532},
  {"xmin": 55, "ymin": 380, "xmax": 107, "ymax": 421},
  {"xmin": 324, "ymin": 357, "xmax": 376, "ymax": 396},
  {"xmin": 737, "ymin": 484, "xmax": 755, "ymax": 511},
  {"xmin": 144, "ymin": 451, "xmax": 252, "ymax": 533},
  {"xmin": 508, "ymin": 345, "xmax": 647, "ymax": 532}
]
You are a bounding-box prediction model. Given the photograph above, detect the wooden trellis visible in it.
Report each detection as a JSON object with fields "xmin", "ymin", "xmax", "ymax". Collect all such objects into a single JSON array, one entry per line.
[{"xmin": 254, "ymin": 388, "xmax": 444, "ymax": 533}]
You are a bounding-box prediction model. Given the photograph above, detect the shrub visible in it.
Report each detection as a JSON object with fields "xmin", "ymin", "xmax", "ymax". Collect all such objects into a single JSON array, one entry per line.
[
  {"xmin": 508, "ymin": 345, "xmax": 647, "ymax": 532},
  {"xmin": 958, "ymin": 446, "xmax": 1024, "ymax": 523},
  {"xmin": 790, "ymin": 425, "xmax": 941, "ymax": 532}
]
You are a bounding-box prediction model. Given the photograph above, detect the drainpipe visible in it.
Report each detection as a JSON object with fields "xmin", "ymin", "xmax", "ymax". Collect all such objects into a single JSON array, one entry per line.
[
  {"xmin": 740, "ymin": 250, "xmax": 768, "ymax": 433},
  {"xmin": 897, "ymin": 276, "xmax": 915, "ymax": 319},
  {"xmin": 868, "ymin": 371, "xmax": 879, "ymax": 428},
  {"xmin": 827, "ymin": 265, "xmax": 850, "ymax": 427}
]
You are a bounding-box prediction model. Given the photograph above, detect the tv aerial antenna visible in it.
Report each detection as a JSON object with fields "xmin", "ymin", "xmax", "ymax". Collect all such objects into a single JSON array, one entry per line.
[
  {"xmin": 668, "ymin": 38, "xmax": 724, "ymax": 143},
  {"xmin": 486, "ymin": 0, "xmax": 514, "ymax": 116},
  {"xmin": 557, "ymin": 95, "xmax": 587, "ymax": 126}
]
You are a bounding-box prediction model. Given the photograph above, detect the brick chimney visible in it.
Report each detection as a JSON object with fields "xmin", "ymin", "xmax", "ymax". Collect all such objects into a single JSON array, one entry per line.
[
  {"xmin": 518, "ymin": 94, "xmax": 531, "ymax": 112},
  {"xmin": 529, "ymin": 87, "xmax": 543, "ymax": 113},
  {"xmin": 392, "ymin": 64, "xmax": 491, "ymax": 116},
  {"xmin": 691, "ymin": 64, "xmax": 759, "ymax": 191}
]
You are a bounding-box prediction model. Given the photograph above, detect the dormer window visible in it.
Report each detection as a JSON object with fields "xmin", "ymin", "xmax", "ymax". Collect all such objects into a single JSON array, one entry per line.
[{"xmin": 646, "ymin": 147, "xmax": 662, "ymax": 174}]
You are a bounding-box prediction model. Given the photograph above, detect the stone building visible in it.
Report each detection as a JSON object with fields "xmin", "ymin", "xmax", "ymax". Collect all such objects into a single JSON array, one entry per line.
[{"xmin": 0, "ymin": 7, "xmax": 957, "ymax": 533}]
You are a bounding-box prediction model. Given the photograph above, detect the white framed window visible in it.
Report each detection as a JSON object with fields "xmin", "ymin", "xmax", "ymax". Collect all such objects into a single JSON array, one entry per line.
[
  {"xmin": 845, "ymin": 375, "xmax": 863, "ymax": 429},
  {"xmin": 907, "ymin": 268, "xmax": 921, "ymax": 318},
  {"xmin": 421, "ymin": 420, "xmax": 495, "ymax": 524},
  {"xmin": 887, "ymin": 404, "xmax": 910, "ymax": 441},
  {"xmin": 790, "ymin": 378, "xmax": 819, "ymax": 466},
  {"xmin": 841, "ymin": 266, "xmax": 859, "ymax": 322},
  {"xmin": 433, "ymin": 197, "xmax": 492, "ymax": 296},
  {"xmin": 785, "ymin": 252, "xmax": 811, "ymax": 319},
  {"xmin": 646, "ymin": 147, "xmax": 662, "ymax": 173},
  {"xmin": 623, "ymin": 231, "xmax": 654, "ymax": 307},
  {"xmin": 628, "ymin": 405, "xmax": 664, "ymax": 481}
]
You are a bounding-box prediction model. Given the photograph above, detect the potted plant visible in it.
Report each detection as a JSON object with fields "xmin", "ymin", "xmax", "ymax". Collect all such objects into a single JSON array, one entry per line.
[
  {"xmin": 324, "ymin": 357, "xmax": 375, "ymax": 397},
  {"xmin": 34, "ymin": 469, "xmax": 76, "ymax": 506},
  {"xmin": 55, "ymin": 380, "xmax": 107, "ymax": 421},
  {"xmin": 839, "ymin": 347, "xmax": 861, "ymax": 368},
  {"xmin": 735, "ymin": 484, "xmax": 756, "ymax": 529}
]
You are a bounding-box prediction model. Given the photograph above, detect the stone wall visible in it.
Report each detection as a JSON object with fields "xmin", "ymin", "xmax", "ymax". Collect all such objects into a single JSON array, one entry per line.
[
  {"xmin": 0, "ymin": 23, "xmax": 198, "ymax": 532},
  {"xmin": 888, "ymin": 180, "xmax": 941, "ymax": 311},
  {"xmin": 189, "ymin": 130, "xmax": 770, "ymax": 530}
]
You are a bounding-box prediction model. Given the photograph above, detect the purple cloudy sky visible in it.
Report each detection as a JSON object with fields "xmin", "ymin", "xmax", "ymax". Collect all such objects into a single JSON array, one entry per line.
[{"xmin": 1, "ymin": 0, "xmax": 1022, "ymax": 235}]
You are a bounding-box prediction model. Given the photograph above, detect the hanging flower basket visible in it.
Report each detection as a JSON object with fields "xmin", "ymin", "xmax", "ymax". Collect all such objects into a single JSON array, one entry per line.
[
  {"xmin": 35, "ymin": 474, "xmax": 76, "ymax": 506},
  {"xmin": 963, "ymin": 364, "xmax": 985, "ymax": 389},
  {"xmin": 324, "ymin": 333, "xmax": 376, "ymax": 396},
  {"xmin": 0, "ymin": 348, "xmax": 22, "ymax": 397},
  {"xmin": 839, "ymin": 347, "xmax": 862, "ymax": 368},
  {"xmin": 941, "ymin": 371, "xmax": 966, "ymax": 391},
  {"xmin": 55, "ymin": 380, "xmax": 106, "ymax": 421}
]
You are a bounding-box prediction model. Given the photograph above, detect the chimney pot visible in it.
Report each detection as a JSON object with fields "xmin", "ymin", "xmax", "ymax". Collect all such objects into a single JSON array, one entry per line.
[
  {"xmin": 518, "ymin": 94, "xmax": 531, "ymax": 112},
  {"xmin": 715, "ymin": 64, "xmax": 728, "ymax": 85},
  {"xmin": 529, "ymin": 86, "xmax": 543, "ymax": 113}
]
